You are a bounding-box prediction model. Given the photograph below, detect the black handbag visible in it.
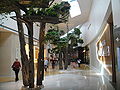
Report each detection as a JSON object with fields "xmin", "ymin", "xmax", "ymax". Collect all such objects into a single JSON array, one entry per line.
[{"xmin": 12, "ymin": 67, "xmax": 16, "ymax": 71}]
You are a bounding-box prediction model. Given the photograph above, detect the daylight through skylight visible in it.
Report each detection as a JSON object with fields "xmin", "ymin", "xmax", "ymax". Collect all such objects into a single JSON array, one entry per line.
[{"xmin": 62, "ymin": 0, "xmax": 81, "ymax": 18}]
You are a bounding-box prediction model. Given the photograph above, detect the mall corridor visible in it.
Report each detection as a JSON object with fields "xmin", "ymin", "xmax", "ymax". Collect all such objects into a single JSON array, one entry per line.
[
  {"xmin": 0, "ymin": 0, "xmax": 120, "ymax": 90},
  {"xmin": 0, "ymin": 66, "xmax": 115, "ymax": 90}
]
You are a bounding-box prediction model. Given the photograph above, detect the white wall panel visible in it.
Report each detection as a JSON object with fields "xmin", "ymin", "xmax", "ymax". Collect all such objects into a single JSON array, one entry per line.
[
  {"xmin": 81, "ymin": 0, "xmax": 111, "ymax": 45},
  {"xmin": 111, "ymin": 0, "xmax": 120, "ymax": 28},
  {"xmin": 0, "ymin": 32, "xmax": 13, "ymax": 76}
]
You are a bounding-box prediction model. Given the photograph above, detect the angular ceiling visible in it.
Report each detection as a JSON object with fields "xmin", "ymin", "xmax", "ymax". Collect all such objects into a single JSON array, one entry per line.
[{"xmin": 53, "ymin": 0, "xmax": 93, "ymax": 32}]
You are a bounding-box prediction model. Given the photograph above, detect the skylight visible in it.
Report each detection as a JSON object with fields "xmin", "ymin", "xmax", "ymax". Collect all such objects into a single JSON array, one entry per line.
[{"xmin": 62, "ymin": 0, "xmax": 81, "ymax": 18}]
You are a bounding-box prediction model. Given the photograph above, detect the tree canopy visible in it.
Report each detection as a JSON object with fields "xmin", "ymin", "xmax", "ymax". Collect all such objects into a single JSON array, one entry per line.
[
  {"xmin": 45, "ymin": 26, "xmax": 84, "ymax": 55},
  {"xmin": 0, "ymin": 0, "xmax": 70, "ymax": 23},
  {"xmin": 0, "ymin": 0, "xmax": 55, "ymax": 14},
  {"xmin": 0, "ymin": 0, "xmax": 18, "ymax": 14}
]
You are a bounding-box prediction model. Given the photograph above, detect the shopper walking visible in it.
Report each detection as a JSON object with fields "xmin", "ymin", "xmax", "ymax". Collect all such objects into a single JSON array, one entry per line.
[{"xmin": 12, "ymin": 58, "xmax": 21, "ymax": 82}]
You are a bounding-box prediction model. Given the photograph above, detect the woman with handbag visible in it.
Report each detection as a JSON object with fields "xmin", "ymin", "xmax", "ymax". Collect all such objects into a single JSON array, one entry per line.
[{"xmin": 12, "ymin": 58, "xmax": 21, "ymax": 82}]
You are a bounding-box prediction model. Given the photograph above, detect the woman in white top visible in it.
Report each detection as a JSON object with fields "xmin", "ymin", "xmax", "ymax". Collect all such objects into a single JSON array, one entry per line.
[{"xmin": 44, "ymin": 58, "xmax": 49, "ymax": 72}]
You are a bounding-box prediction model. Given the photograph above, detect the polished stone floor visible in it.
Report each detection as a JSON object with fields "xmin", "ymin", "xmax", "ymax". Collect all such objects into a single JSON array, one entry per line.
[{"xmin": 0, "ymin": 66, "xmax": 115, "ymax": 90}]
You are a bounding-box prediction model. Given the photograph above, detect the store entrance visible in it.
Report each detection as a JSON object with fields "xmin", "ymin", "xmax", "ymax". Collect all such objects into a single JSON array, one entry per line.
[
  {"xmin": 107, "ymin": 13, "xmax": 116, "ymax": 85},
  {"xmin": 108, "ymin": 13, "xmax": 116, "ymax": 85},
  {"xmin": 113, "ymin": 26, "xmax": 120, "ymax": 89}
]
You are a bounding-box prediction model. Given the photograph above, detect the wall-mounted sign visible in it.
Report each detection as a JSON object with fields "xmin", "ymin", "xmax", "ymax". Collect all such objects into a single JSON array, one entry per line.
[
  {"xmin": 97, "ymin": 40, "xmax": 110, "ymax": 56},
  {"xmin": 96, "ymin": 23, "xmax": 112, "ymax": 75}
]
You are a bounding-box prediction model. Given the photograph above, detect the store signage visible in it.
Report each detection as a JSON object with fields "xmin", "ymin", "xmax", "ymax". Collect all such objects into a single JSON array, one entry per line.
[
  {"xmin": 97, "ymin": 40, "xmax": 110, "ymax": 56},
  {"xmin": 96, "ymin": 23, "xmax": 112, "ymax": 75}
]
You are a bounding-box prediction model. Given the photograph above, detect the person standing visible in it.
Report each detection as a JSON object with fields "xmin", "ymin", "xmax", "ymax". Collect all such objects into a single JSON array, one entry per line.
[
  {"xmin": 44, "ymin": 57, "xmax": 49, "ymax": 72},
  {"xmin": 77, "ymin": 59, "xmax": 81, "ymax": 67},
  {"xmin": 12, "ymin": 58, "xmax": 21, "ymax": 82},
  {"xmin": 50, "ymin": 55, "xmax": 55, "ymax": 69},
  {"xmin": 51, "ymin": 60, "xmax": 56, "ymax": 69}
]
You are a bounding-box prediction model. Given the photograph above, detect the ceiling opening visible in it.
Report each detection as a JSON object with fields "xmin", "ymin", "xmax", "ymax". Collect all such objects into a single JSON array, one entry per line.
[{"xmin": 62, "ymin": 0, "xmax": 81, "ymax": 18}]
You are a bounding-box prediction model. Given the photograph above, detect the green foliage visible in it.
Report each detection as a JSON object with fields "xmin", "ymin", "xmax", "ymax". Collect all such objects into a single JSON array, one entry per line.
[
  {"xmin": 0, "ymin": 0, "xmax": 19, "ymax": 14},
  {"xmin": 0, "ymin": 0, "xmax": 70, "ymax": 23},
  {"xmin": 26, "ymin": 3, "xmax": 60, "ymax": 17},
  {"xmin": 27, "ymin": 8, "xmax": 37, "ymax": 15},
  {"xmin": 45, "ymin": 26, "xmax": 84, "ymax": 55},
  {"xmin": 45, "ymin": 26, "xmax": 66, "ymax": 45},
  {"xmin": 45, "ymin": 7, "xmax": 59, "ymax": 17},
  {"xmin": 57, "ymin": 38, "xmax": 67, "ymax": 47},
  {"xmin": 67, "ymin": 27, "xmax": 84, "ymax": 47},
  {"xmin": 51, "ymin": 37, "xmax": 67, "ymax": 54},
  {"xmin": 59, "ymin": 30, "xmax": 65, "ymax": 36},
  {"xmin": 74, "ymin": 28, "xmax": 82, "ymax": 36},
  {"xmin": 48, "ymin": 47, "xmax": 59, "ymax": 54},
  {"xmin": 67, "ymin": 33, "xmax": 76, "ymax": 40},
  {"xmin": 78, "ymin": 38, "xmax": 84, "ymax": 44},
  {"xmin": 26, "ymin": 1, "xmax": 70, "ymax": 22},
  {"xmin": 45, "ymin": 28, "xmax": 60, "ymax": 43},
  {"xmin": 59, "ymin": 1, "xmax": 71, "ymax": 14},
  {"xmin": 37, "ymin": 9, "xmax": 46, "ymax": 16},
  {"xmin": 45, "ymin": 25, "xmax": 67, "ymax": 54}
]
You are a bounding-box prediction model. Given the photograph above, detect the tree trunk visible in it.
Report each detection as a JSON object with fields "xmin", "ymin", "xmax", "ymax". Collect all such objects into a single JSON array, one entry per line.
[
  {"xmin": 64, "ymin": 46, "xmax": 68, "ymax": 70},
  {"xmin": 15, "ymin": 10, "xmax": 29, "ymax": 86},
  {"xmin": 67, "ymin": 45, "xmax": 72, "ymax": 66},
  {"xmin": 41, "ymin": 44, "xmax": 44, "ymax": 81},
  {"xmin": 59, "ymin": 52, "xmax": 63, "ymax": 70},
  {"xmin": 26, "ymin": 22, "xmax": 34, "ymax": 88},
  {"xmin": 64, "ymin": 23, "xmax": 69, "ymax": 70},
  {"xmin": 37, "ymin": 22, "xmax": 46, "ymax": 86}
]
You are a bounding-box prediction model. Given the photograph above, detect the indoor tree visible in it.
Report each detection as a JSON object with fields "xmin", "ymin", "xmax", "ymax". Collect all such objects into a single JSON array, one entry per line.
[
  {"xmin": 45, "ymin": 27, "xmax": 84, "ymax": 70},
  {"xmin": 67, "ymin": 28, "xmax": 84, "ymax": 61},
  {"xmin": 45, "ymin": 26, "xmax": 67, "ymax": 69},
  {"xmin": 0, "ymin": 0, "xmax": 71, "ymax": 88},
  {"xmin": 0, "ymin": 0, "xmax": 55, "ymax": 88}
]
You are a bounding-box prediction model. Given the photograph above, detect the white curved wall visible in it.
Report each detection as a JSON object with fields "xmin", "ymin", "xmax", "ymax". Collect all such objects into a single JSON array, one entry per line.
[
  {"xmin": 80, "ymin": 0, "xmax": 120, "ymax": 84},
  {"xmin": 81, "ymin": 0, "xmax": 111, "ymax": 45},
  {"xmin": 80, "ymin": 0, "xmax": 112, "ymax": 81}
]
